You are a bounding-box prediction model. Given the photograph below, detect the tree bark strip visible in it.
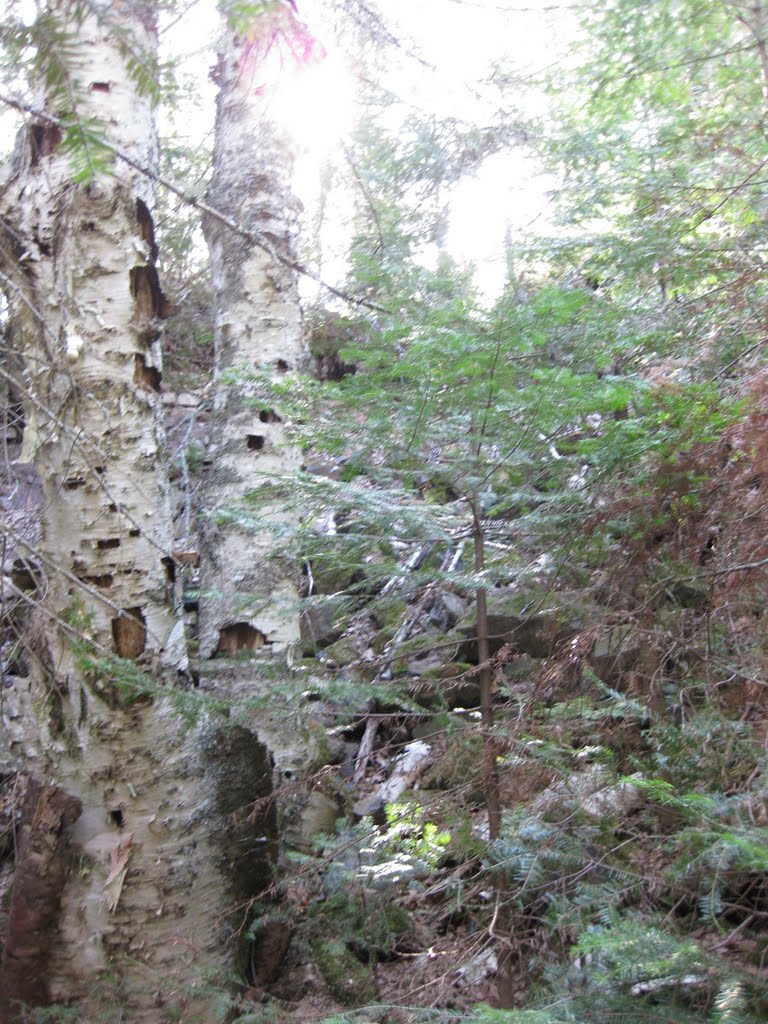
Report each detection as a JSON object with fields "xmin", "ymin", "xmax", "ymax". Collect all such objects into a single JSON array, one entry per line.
[{"xmin": 0, "ymin": 779, "xmax": 82, "ymax": 1023}]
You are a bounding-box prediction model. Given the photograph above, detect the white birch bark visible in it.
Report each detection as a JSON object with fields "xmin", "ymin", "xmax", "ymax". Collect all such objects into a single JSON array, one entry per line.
[
  {"xmin": 0, "ymin": 4, "xmax": 275, "ymax": 1019},
  {"xmin": 199, "ymin": 3, "xmax": 308, "ymax": 664}
]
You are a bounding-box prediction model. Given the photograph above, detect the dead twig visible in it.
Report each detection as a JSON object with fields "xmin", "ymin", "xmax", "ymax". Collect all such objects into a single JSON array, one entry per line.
[{"xmin": 353, "ymin": 714, "xmax": 380, "ymax": 783}]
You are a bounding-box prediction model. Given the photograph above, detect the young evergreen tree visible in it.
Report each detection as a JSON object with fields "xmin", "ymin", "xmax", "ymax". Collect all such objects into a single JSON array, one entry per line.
[{"xmin": 250, "ymin": 2, "xmax": 768, "ymax": 1017}]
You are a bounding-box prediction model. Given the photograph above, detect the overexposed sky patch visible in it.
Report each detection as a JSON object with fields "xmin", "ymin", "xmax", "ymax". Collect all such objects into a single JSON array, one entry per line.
[
  {"xmin": 373, "ymin": 0, "xmax": 572, "ymax": 299},
  {"xmin": 160, "ymin": 0, "xmax": 574, "ymax": 302}
]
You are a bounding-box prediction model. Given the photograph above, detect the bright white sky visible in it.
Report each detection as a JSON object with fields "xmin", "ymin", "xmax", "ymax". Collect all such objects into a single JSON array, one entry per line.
[
  {"xmin": 165, "ymin": 0, "xmax": 574, "ymax": 302},
  {"xmin": 312, "ymin": 0, "xmax": 571, "ymax": 299},
  {"xmin": 2, "ymin": 0, "xmax": 574, "ymax": 301},
  {"xmin": 376, "ymin": 0, "xmax": 568, "ymax": 298}
]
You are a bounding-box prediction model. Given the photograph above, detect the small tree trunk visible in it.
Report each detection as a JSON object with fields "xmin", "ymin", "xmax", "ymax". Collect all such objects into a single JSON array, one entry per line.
[
  {"xmin": 470, "ymin": 494, "xmax": 524, "ymax": 1007},
  {"xmin": 471, "ymin": 494, "xmax": 502, "ymax": 841}
]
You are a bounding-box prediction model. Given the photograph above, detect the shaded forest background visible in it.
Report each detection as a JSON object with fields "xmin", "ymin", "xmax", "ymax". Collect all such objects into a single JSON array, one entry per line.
[{"xmin": 3, "ymin": 0, "xmax": 768, "ymax": 1021}]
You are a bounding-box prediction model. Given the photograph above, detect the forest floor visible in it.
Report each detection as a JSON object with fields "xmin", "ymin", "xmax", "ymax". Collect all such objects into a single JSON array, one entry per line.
[
  {"xmin": 2, "ymin": 347, "xmax": 768, "ymax": 1023},
  {"xmin": 130, "ymin": 346, "xmax": 768, "ymax": 1021}
]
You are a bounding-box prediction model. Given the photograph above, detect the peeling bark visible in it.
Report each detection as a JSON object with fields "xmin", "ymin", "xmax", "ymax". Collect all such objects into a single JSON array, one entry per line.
[
  {"xmin": 0, "ymin": 3, "xmax": 278, "ymax": 1019},
  {"xmin": 0, "ymin": 779, "xmax": 82, "ymax": 1022},
  {"xmin": 0, "ymin": 1, "xmax": 294, "ymax": 1017}
]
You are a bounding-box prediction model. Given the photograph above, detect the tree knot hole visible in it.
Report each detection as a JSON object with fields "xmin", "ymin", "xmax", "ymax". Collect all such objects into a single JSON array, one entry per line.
[{"xmin": 97, "ymin": 538, "xmax": 121, "ymax": 551}]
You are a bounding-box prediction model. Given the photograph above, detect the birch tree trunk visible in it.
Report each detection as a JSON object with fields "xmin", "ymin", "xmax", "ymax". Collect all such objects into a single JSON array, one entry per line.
[
  {"xmin": 0, "ymin": 3, "xmax": 275, "ymax": 1019},
  {"xmin": 199, "ymin": 3, "xmax": 307, "ymax": 666}
]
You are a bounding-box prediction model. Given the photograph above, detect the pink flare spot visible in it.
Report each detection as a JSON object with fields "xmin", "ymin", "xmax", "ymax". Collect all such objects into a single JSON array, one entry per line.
[{"xmin": 238, "ymin": 8, "xmax": 326, "ymax": 94}]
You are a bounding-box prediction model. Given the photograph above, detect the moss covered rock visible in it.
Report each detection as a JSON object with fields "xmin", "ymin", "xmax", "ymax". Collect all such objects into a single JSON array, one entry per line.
[
  {"xmin": 300, "ymin": 597, "xmax": 349, "ymax": 655},
  {"xmin": 313, "ymin": 939, "xmax": 376, "ymax": 1005},
  {"xmin": 409, "ymin": 662, "xmax": 479, "ymax": 709},
  {"xmin": 460, "ymin": 586, "xmax": 603, "ymax": 659},
  {"xmin": 371, "ymin": 598, "xmax": 408, "ymax": 653},
  {"xmin": 324, "ymin": 636, "xmax": 360, "ymax": 667}
]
